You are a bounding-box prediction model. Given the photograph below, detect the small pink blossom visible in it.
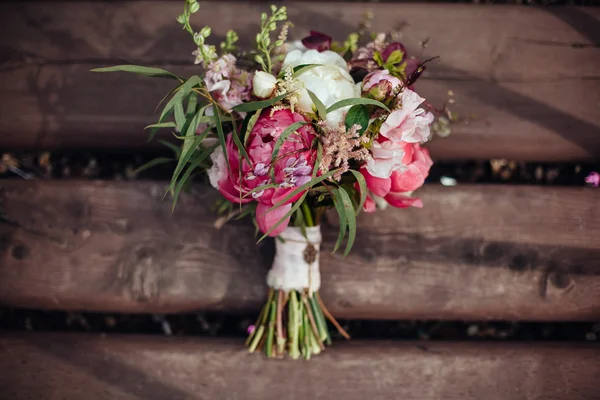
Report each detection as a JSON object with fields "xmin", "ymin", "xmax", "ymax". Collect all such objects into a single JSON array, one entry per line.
[
  {"xmin": 586, "ymin": 172, "xmax": 600, "ymax": 187},
  {"xmin": 380, "ymin": 89, "xmax": 434, "ymax": 143},
  {"xmin": 204, "ymin": 54, "xmax": 252, "ymax": 112}
]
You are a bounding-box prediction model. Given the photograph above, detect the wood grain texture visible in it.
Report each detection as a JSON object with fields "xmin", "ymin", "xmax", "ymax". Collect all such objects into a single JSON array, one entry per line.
[
  {"xmin": 1, "ymin": 333, "xmax": 599, "ymax": 400},
  {"xmin": 1, "ymin": 180, "xmax": 600, "ymax": 320},
  {"xmin": 0, "ymin": 2, "xmax": 599, "ymax": 160}
]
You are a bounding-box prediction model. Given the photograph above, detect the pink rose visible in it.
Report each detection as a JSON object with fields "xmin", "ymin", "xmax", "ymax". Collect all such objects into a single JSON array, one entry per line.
[
  {"xmin": 360, "ymin": 142, "xmax": 433, "ymax": 211},
  {"xmin": 380, "ymin": 89, "xmax": 434, "ymax": 143},
  {"xmin": 362, "ymin": 70, "xmax": 402, "ymax": 103},
  {"xmin": 208, "ymin": 108, "xmax": 317, "ymax": 236}
]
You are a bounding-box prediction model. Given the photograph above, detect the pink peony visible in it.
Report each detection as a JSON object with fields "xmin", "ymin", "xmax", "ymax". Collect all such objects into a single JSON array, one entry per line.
[
  {"xmin": 365, "ymin": 137, "xmax": 406, "ymax": 179},
  {"xmin": 380, "ymin": 89, "xmax": 434, "ymax": 143},
  {"xmin": 360, "ymin": 142, "xmax": 433, "ymax": 211},
  {"xmin": 208, "ymin": 108, "xmax": 317, "ymax": 236}
]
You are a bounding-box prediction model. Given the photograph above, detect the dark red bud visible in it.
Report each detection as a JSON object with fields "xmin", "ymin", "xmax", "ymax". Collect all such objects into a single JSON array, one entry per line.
[
  {"xmin": 301, "ymin": 30, "xmax": 332, "ymax": 52},
  {"xmin": 381, "ymin": 42, "xmax": 407, "ymax": 64}
]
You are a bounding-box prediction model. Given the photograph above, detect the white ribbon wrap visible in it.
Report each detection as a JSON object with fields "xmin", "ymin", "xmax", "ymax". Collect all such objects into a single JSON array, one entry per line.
[{"xmin": 266, "ymin": 226, "xmax": 322, "ymax": 293}]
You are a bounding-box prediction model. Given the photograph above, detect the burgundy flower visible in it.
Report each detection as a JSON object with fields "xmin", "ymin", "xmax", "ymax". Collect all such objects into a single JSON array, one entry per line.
[
  {"xmin": 301, "ymin": 30, "xmax": 332, "ymax": 52},
  {"xmin": 380, "ymin": 42, "xmax": 407, "ymax": 65}
]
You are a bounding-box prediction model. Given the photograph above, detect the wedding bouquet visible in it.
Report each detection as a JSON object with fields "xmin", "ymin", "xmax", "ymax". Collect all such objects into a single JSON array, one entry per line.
[{"xmin": 93, "ymin": 0, "xmax": 450, "ymax": 360}]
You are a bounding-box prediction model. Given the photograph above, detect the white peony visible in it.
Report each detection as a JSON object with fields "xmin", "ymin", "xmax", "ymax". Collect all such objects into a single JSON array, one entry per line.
[
  {"xmin": 282, "ymin": 49, "xmax": 360, "ymax": 127},
  {"xmin": 252, "ymin": 71, "xmax": 278, "ymax": 99}
]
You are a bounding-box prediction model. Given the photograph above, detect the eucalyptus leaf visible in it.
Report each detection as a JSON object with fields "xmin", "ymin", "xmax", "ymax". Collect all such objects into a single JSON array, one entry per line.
[
  {"xmin": 232, "ymin": 93, "xmax": 287, "ymax": 113},
  {"xmin": 149, "ymin": 95, "xmax": 178, "ymax": 142},
  {"xmin": 291, "ymin": 64, "xmax": 323, "ymax": 78},
  {"xmin": 131, "ymin": 157, "xmax": 173, "ymax": 177},
  {"xmin": 158, "ymin": 140, "xmax": 182, "ymax": 157},
  {"xmin": 338, "ymin": 187, "xmax": 357, "ymax": 256},
  {"xmin": 257, "ymin": 192, "xmax": 308, "ymax": 242},
  {"xmin": 171, "ymin": 148, "xmax": 212, "ymax": 210},
  {"xmin": 306, "ymin": 90, "xmax": 327, "ymax": 120},
  {"xmin": 90, "ymin": 65, "xmax": 183, "ymax": 81},
  {"xmin": 145, "ymin": 122, "xmax": 176, "ymax": 130},
  {"xmin": 213, "ymin": 106, "xmax": 231, "ymax": 174},
  {"xmin": 168, "ymin": 124, "xmax": 209, "ymax": 195},
  {"xmin": 267, "ymin": 168, "xmax": 340, "ymax": 213},
  {"xmin": 331, "ymin": 188, "xmax": 348, "ymax": 253},
  {"xmin": 327, "ymin": 97, "xmax": 390, "ymax": 113},
  {"xmin": 348, "ymin": 169, "xmax": 367, "ymax": 215},
  {"xmin": 244, "ymin": 110, "xmax": 262, "ymax": 144}
]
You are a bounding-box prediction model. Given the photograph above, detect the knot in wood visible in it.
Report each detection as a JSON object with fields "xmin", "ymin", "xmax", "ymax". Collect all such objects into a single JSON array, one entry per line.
[{"xmin": 303, "ymin": 244, "xmax": 317, "ymax": 264}]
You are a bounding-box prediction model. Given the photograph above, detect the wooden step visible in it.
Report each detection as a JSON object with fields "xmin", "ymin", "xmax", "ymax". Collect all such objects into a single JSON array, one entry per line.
[
  {"xmin": 0, "ymin": 333, "xmax": 599, "ymax": 400},
  {"xmin": 2, "ymin": 180, "xmax": 599, "ymax": 320},
  {"xmin": 0, "ymin": 2, "xmax": 598, "ymax": 160}
]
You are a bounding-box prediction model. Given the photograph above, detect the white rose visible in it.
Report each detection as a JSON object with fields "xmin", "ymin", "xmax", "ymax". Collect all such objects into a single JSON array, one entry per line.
[
  {"xmin": 283, "ymin": 49, "xmax": 360, "ymax": 127},
  {"xmin": 252, "ymin": 71, "xmax": 278, "ymax": 99}
]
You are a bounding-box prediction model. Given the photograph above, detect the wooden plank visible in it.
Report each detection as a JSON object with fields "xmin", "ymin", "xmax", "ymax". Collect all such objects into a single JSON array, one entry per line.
[
  {"xmin": 0, "ymin": 2, "xmax": 599, "ymax": 160},
  {"xmin": 1, "ymin": 333, "xmax": 599, "ymax": 400},
  {"xmin": 1, "ymin": 180, "xmax": 600, "ymax": 320}
]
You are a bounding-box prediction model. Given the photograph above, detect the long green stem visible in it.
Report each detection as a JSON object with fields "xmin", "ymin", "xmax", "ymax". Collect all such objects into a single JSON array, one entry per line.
[
  {"xmin": 265, "ymin": 297, "xmax": 277, "ymax": 357},
  {"xmin": 301, "ymin": 201, "xmax": 314, "ymax": 227},
  {"xmin": 288, "ymin": 291, "xmax": 300, "ymax": 359}
]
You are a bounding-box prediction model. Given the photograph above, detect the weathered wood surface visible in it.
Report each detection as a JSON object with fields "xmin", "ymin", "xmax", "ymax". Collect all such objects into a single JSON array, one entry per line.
[
  {"xmin": 1, "ymin": 180, "xmax": 600, "ymax": 320},
  {"xmin": 1, "ymin": 333, "xmax": 599, "ymax": 400},
  {"xmin": 1, "ymin": 2, "xmax": 599, "ymax": 160}
]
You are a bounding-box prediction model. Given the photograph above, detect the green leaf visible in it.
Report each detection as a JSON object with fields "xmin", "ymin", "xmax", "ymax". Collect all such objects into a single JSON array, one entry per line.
[
  {"xmin": 306, "ymin": 90, "xmax": 327, "ymax": 120},
  {"xmin": 231, "ymin": 120, "xmax": 252, "ymax": 165},
  {"xmin": 213, "ymin": 106, "xmax": 232, "ymax": 175},
  {"xmin": 348, "ymin": 169, "xmax": 367, "ymax": 215},
  {"xmin": 291, "ymin": 64, "xmax": 322, "ymax": 78},
  {"xmin": 174, "ymin": 101, "xmax": 186, "ymax": 132},
  {"xmin": 384, "ymin": 49, "xmax": 404, "ymax": 65},
  {"xmin": 131, "ymin": 157, "xmax": 173, "ymax": 177},
  {"xmin": 327, "ymin": 98, "xmax": 390, "ymax": 113},
  {"xmin": 90, "ymin": 65, "xmax": 183, "ymax": 81},
  {"xmin": 158, "ymin": 140, "xmax": 182, "ymax": 157},
  {"xmin": 244, "ymin": 110, "xmax": 262, "ymax": 144},
  {"xmin": 171, "ymin": 148, "xmax": 212, "ymax": 210},
  {"xmin": 338, "ymin": 187, "xmax": 357, "ymax": 256},
  {"xmin": 373, "ymin": 51, "xmax": 384, "ymax": 68},
  {"xmin": 145, "ymin": 122, "xmax": 176, "ymax": 130},
  {"xmin": 270, "ymin": 121, "xmax": 309, "ymax": 179},
  {"xmin": 174, "ymin": 77, "xmax": 202, "ymax": 132},
  {"xmin": 267, "ymin": 168, "xmax": 340, "ymax": 214},
  {"xmin": 149, "ymin": 95, "xmax": 178, "ymax": 142},
  {"xmin": 331, "ymin": 188, "xmax": 348, "ymax": 253},
  {"xmin": 344, "ymin": 105, "xmax": 370, "ymax": 135},
  {"xmin": 232, "ymin": 93, "xmax": 287, "ymax": 113},
  {"xmin": 258, "ymin": 192, "xmax": 308, "ymax": 241},
  {"xmin": 168, "ymin": 121, "xmax": 209, "ymax": 195}
]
